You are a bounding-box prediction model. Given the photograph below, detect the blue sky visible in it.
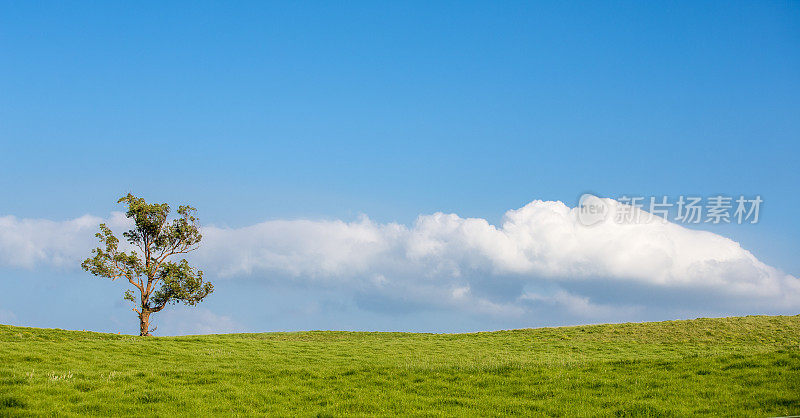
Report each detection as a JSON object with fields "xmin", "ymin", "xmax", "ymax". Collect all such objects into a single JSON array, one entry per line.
[{"xmin": 1, "ymin": 1, "xmax": 799, "ymax": 335}]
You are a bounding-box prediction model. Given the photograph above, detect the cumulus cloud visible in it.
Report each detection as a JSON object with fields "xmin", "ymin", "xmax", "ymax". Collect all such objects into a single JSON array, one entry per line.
[
  {"xmin": 196, "ymin": 199, "xmax": 799, "ymax": 314},
  {"xmin": 0, "ymin": 212, "xmax": 130, "ymax": 269},
  {"xmin": 1, "ymin": 199, "xmax": 798, "ymax": 324}
]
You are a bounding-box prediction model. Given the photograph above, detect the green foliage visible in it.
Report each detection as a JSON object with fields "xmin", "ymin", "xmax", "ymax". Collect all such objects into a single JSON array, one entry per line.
[
  {"xmin": 81, "ymin": 194, "xmax": 213, "ymax": 335},
  {"xmin": 81, "ymin": 223, "xmax": 144, "ymax": 285},
  {"xmin": 0, "ymin": 315, "xmax": 799, "ymax": 416},
  {"xmin": 151, "ymin": 260, "xmax": 214, "ymax": 308}
]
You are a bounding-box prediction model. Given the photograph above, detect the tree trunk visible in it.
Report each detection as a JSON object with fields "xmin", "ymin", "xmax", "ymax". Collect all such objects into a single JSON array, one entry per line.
[{"xmin": 139, "ymin": 310, "xmax": 151, "ymax": 336}]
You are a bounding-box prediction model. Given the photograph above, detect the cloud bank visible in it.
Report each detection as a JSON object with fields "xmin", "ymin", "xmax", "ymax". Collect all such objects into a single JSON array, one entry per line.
[{"xmin": 1, "ymin": 199, "xmax": 798, "ymax": 325}]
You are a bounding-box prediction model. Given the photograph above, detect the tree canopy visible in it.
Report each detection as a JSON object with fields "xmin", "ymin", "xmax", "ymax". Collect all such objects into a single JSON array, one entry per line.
[{"xmin": 82, "ymin": 194, "xmax": 213, "ymax": 336}]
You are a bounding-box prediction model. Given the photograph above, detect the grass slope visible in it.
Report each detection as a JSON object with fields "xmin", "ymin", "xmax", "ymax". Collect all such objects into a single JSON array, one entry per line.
[{"xmin": 1, "ymin": 315, "xmax": 799, "ymax": 416}]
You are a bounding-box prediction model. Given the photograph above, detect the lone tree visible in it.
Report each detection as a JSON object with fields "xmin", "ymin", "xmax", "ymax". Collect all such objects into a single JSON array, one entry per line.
[{"xmin": 82, "ymin": 194, "xmax": 214, "ymax": 336}]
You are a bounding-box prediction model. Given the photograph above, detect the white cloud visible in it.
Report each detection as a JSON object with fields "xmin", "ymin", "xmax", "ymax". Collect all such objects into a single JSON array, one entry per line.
[
  {"xmin": 0, "ymin": 212, "xmax": 130, "ymax": 269},
  {"xmin": 1, "ymin": 199, "xmax": 798, "ymax": 323},
  {"xmin": 196, "ymin": 199, "xmax": 799, "ymax": 311}
]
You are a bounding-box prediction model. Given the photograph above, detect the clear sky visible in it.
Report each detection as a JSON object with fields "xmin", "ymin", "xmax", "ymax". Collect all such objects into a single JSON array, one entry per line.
[{"xmin": 1, "ymin": 1, "xmax": 799, "ymax": 335}]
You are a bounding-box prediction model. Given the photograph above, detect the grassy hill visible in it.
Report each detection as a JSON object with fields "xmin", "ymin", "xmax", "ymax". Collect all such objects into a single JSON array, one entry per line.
[{"xmin": 1, "ymin": 315, "xmax": 799, "ymax": 416}]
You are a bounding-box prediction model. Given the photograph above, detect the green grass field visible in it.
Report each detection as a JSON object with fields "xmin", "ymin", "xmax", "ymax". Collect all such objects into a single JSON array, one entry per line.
[{"xmin": 1, "ymin": 315, "xmax": 799, "ymax": 416}]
